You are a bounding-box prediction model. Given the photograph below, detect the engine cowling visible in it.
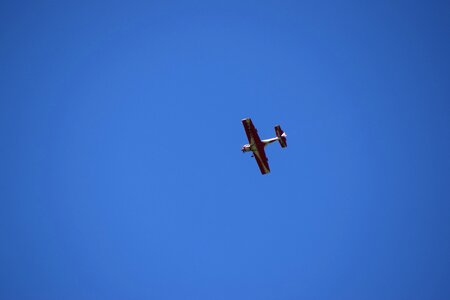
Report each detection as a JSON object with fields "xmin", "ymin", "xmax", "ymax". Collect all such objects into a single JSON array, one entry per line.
[{"xmin": 241, "ymin": 144, "xmax": 251, "ymax": 152}]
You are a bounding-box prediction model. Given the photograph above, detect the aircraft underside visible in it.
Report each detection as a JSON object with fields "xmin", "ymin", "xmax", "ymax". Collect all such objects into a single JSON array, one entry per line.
[{"xmin": 241, "ymin": 118, "xmax": 287, "ymax": 174}]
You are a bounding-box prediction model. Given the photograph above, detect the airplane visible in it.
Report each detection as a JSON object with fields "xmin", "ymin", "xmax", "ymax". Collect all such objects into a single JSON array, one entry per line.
[{"xmin": 241, "ymin": 118, "xmax": 287, "ymax": 175}]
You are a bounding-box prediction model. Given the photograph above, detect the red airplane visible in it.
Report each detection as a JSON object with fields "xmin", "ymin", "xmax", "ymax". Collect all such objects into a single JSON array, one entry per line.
[{"xmin": 241, "ymin": 118, "xmax": 287, "ymax": 175}]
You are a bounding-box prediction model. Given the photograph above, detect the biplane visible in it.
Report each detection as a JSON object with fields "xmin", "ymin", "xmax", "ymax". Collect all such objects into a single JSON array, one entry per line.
[{"xmin": 241, "ymin": 118, "xmax": 287, "ymax": 175}]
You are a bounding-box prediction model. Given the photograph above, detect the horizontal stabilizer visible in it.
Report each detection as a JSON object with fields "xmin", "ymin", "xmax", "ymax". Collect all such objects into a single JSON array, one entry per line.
[{"xmin": 274, "ymin": 125, "xmax": 287, "ymax": 148}]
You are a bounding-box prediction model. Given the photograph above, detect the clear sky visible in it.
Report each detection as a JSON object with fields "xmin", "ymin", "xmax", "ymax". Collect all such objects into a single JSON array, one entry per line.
[{"xmin": 1, "ymin": 1, "xmax": 449, "ymax": 299}]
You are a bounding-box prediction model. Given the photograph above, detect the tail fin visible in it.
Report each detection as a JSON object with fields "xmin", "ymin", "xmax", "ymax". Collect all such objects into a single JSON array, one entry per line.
[{"xmin": 274, "ymin": 125, "xmax": 287, "ymax": 148}]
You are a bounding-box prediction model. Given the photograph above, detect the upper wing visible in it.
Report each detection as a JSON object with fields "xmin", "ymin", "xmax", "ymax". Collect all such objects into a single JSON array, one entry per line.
[
  {"xmin": 242, "ymin": 118, "xmax": 262, "ymax": 145},
  {"xmin": 253, "ymin": 145, "xmax": 270, "ymax": 175},
  {"xmin": 242, "ymin": 118, "xmax": 270, "ymax": 174}
]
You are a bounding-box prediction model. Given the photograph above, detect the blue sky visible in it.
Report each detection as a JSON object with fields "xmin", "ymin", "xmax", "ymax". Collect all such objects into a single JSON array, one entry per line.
[{"xmin": 1, "ymin": 1, "xmax": 449, "ymax": 299}]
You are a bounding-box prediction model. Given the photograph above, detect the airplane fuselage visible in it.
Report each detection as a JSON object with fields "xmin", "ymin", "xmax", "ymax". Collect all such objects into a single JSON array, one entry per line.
[{"xmin": 241, "ymin": 137, "xmax": 280, "ymax": 153}]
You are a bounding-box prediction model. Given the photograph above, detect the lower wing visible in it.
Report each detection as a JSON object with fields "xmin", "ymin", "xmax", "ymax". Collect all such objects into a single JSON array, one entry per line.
[{"xmin": 253, "ymin": 148, "xmax": 270, "ymax": 175}]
